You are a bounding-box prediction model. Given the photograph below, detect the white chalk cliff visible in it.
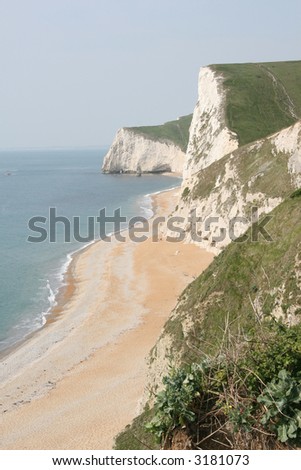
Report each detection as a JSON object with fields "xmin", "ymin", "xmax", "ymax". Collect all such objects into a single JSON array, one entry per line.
[
  {"xmin": 183, "ymin": 66, "xmax": 239, "ymax": 180},
  {"xmin": 166, "ymin": 65, "xmax": 301, "ymax": 253},
  {"xmin": 106, "ymin": 62, "xmax": 301, "ymax": 428},
  {"xmin": 168, "ymin": 120, "xmax": 301, "ymax": 253},
  {"xmin": 147, "ymin": 117, "xmax": 301, "ymax": 398},
  {"xmin": 102, "ymin": 64, "xmax": 301, "ymax": 255},
  {"xmin": 102, "ymin": 128, "xmax": 185, "ymax": 174}
]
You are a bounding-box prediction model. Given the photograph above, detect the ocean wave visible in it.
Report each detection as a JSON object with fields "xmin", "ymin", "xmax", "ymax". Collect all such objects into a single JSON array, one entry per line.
[{"xmin": 140, "ymin": 194, "xmax": 154, "ymax": 219}]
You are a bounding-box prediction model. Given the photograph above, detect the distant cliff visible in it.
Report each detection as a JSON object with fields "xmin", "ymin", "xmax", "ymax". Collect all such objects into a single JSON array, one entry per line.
[{"xmin": 102, "ymin": 115, "xmax": 192, "ymax": 174}]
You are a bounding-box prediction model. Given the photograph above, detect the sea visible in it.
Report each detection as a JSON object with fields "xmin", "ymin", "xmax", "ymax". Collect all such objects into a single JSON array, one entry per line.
[{"xmin": 0, "ymin": 148, "xmax": 181, "ymax": 353}]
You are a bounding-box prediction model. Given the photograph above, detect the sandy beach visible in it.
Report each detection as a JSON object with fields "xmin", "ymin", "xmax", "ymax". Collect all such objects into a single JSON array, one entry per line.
[{"xmin": 0, "ymin": 188, "xmax": 214, "ymax": 449}]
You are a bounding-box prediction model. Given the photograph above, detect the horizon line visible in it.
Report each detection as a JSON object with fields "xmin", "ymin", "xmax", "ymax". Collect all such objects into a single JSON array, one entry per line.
[{"xmin": 0, "ymin": 144, "xmax": 109, "ymax": 152}]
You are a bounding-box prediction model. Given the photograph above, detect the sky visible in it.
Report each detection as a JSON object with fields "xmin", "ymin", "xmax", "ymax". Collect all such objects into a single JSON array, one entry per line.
[{"xmin": 0, "ymin": 0, "xmax": 300, "ymax": 149}]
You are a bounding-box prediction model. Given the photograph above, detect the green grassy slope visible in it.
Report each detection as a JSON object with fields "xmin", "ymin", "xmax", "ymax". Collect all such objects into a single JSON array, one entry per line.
[
  {"xmin": 164, "ymin": 195, "xmax": 301, "ymax": 362},
  {"xmin": 126, "ymin": 114, "xmax": 192, "ymax": 152},
  {"xmin": 190, "ymin": 127, "xmax": 297, "ymax": 203},
  {"xmin": 115, "ymin": 195, "xmax": 301, "ymax": 449},
  {"xmin": 115, "ymin": 407, "xmax": 159, "ymax": 450},
  {"xmin": 212, "ymin": 61, "xmax": 301, "ymax": 145}
]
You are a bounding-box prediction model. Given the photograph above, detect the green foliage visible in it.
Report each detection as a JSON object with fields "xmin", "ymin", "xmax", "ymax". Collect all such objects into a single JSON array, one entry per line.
[
  {"xmin": 114, "ymin": 406, "xmax": 159, "ymax": 450},
  {"xmin": 146, "ymin": 322, "xmax": 301, "ymax": 448},
  {"xmin": 145, "ymin": 364, "xmax": 203, "ymax": 442},
  {"xmin": 258, "ymin": 370, "xmax": 301, "ymax": 443},
  {"xmin": 290, "ymin": 188, "xmax": 301, "ymax": 199},
  {"xmin": 182, "ymin": 187, "xmax": 190, "ymax": 199},
  {"xmin": 118, "ymin": 198, "xmax": 301, "ymax": 449},
  {"xmin": 227, "ymin": 405, "xmax": 254, "ymax": 433},
  {"xmin": 167, "ymin": 197, "xmax": 301, "ymax": 362},
  {"xmin": 243, "ymin": 322, "xmax": 301, "ymax": 390}
]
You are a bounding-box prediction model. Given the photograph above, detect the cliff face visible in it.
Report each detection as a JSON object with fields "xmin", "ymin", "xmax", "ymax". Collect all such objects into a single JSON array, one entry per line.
[
  {"xmin": 102, "ymin": 114, "xmax": 192, "ymax": 174},
  {"xmin": 146, "ymin": 196, "xmax": 301, "ymax": 400},
  {"xmin": 114, "ymin": 61, "xmax": 301, "ymax": 448},
  {"xmin": 171, "ymin": 121, "xmax": 301, "ymax": 253},
  {"xmin": 102, "ymin": 128, "xmax": 185, "ymax": 174},
  {"xmin": 146, "ymin": 120, "xmax": 301, "ymax": 399},
  {"xmin": 168, "ymin": 63, "xmax": 301, "ymax": 253},
  {"xmin": 148, "ymin": 62, "xmax": 301, "ymax": 394},
  {"xmin": 183, "ymin": 66, "xmax": 239, "ymax": 180}
]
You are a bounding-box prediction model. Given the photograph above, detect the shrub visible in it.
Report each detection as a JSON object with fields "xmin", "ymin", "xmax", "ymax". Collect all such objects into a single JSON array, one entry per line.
[
  {"xmin": 146, "ymin": 322, "xmax": 301, "ymax": 449},
  {"xmin": 182, "ymin": 187, "xmax": 190, "ymax": 199},
  {"xmin": 290, "ymin": 188, "xmax": 301, "ymax": 199},
  {"xmin": 258, "ymin": 370, "xmax": 301, "ymax": 443},
  {"xmin": 145, "ymin": 364, "xmax": 203, "ymax": 442}
]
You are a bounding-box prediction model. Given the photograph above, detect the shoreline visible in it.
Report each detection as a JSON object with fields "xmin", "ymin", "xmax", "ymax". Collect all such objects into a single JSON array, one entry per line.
[
  {"xmin": 0, "ymin": 187, "xmax": 214, "ymax": 449},
  {"xmin": 44, "ymin": 181, "xmax": 182, "ymax": 330},
  {"xmin": 0, "ymin": 180, "xmax": 181, "ymax": 361},
  {"xmin": 44, "ymin": 182, "xmax": 183, "ymax": 336},
  {"xmin": 0, "ymin": 239, "xmax": 97, "ymax": 362}
]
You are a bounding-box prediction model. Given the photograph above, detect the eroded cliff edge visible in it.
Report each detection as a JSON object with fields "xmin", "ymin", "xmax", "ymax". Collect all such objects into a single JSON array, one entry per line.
[
  {"xmin": 169, "ymin": 62, "xmax": 301, "ymax": 252},
  {"xmin": 148, "ymin": 60, "xmax": 301, "ymax": 398},
  {"xmin": 102, "ymin": 115, "xmax": 192, "ymax": 174}
]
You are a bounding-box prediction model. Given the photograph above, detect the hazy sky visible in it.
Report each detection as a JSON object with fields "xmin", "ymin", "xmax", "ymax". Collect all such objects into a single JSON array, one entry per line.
[{"xmin": 0, "ymin": 0, "xmax": 300, "ymax": 149}]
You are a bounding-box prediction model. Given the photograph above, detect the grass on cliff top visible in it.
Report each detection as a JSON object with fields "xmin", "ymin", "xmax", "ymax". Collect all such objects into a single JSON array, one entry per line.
[
  {"xmin": 212, "ymin": 60, "xmax": 301, "ymax": 145},
  {"xmin": 165, "ymin": 195, "xmax": 301, "ymax": 361},
  {"xmin": 126, "ymin": 114, "xmax": 192, "ymax": 152}
]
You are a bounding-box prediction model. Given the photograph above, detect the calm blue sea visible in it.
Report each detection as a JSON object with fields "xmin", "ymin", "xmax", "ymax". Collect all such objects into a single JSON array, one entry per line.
[{"xmin": 0, "ymin": 148, "xmax": 180, "ymax": 353}]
